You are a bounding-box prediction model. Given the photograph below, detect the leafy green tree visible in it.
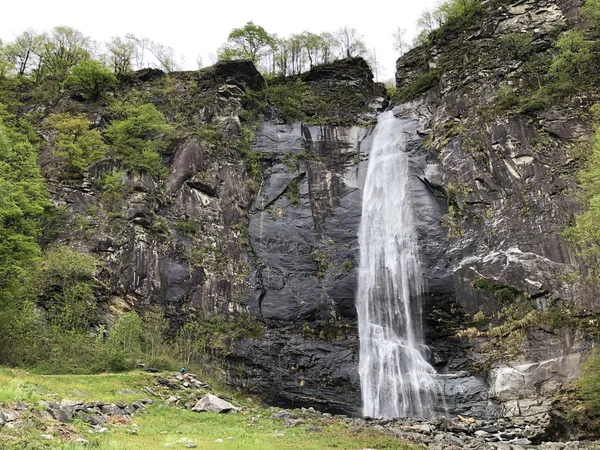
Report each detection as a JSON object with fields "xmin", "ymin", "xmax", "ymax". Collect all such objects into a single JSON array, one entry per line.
[
  {"xmin": 175, "ymin": 321, "xmax": 206, "ymax": 364},
  {"xmin": 105, "ymin": 35, "xmax": 135, "ymax": 74},
  {"xmin": 45, "ymin": 113, "xmax": 107, "ymax": 177},
  {"xmin": 108, "ymin": 311, "xmax": 143, "ymax": 355},
  {"xmin": 583, "ymin": 0, "xmax": 600, "ymax": 29},
  {"xmin": 0, "ymin": 40, "xmax": 13, "ymax": 78},
  {"xmin": 550, "ymin": 30, "xmax": 592, "ymax": 80},
  {"xmin": 141, "ymin": 305, "xmax": 169, "ymax": 359},
  {"xmin": 0, "ymin": 119, "xmax": 49, "ymax": 363},
  {"xmin": 104, "ymin": 103, "xmax": 173, "ymax": 177},
  {"xmin": 218, "ymin": 21, "xmax": 276, "ymax": 65},
  {"xmin": 301, "ymin": 32, "xmax": 325, "ymax": 68},
  {"xmin": 435, "ymin": 0, "xmax": 481, "ymax": 24},
  {"xmin": 65, "ymin": 60, "xmax": 118, "ymax": 100},
  {"xmin": 37, "ymin": 26, "xmax": 92, "ymax": 79},
  {"xmin": 5, "ymin": 29, "xmax": 45, "ymax": 75},
  {"xmin": 563, "ymin": 103, "xmax": 600, "ymax": 281}
]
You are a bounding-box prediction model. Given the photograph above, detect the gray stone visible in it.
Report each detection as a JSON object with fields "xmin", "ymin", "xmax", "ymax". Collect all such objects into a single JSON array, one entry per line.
[
  {"xmin": 51, "ymin": 408, "xmax": 70, "ymax": 423},
  {"xmin": 191, "ymin": 394, "xmax": 240, "ymax": 413},
  {"xmin": 0, "ymin": 410, "xmax": 19, "ymax": 422}
]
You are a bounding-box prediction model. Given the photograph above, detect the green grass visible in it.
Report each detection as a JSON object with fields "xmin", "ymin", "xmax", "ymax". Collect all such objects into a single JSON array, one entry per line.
[
  {"xmin": 0, "ymin": 368, "xmax": 154, "ymax": 403},
  {"xmin": 0, "ymin": 368, "xmax": 422, "ymax": 450},
  {"xmin": 85, "ymin": 404, "xmax": 420, "ymax": 450}
]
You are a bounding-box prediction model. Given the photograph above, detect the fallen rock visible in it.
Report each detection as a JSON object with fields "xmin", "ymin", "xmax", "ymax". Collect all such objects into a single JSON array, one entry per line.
[{"xmin": 191, "ymin": 394, "xmax": 240, "ymax": 414}]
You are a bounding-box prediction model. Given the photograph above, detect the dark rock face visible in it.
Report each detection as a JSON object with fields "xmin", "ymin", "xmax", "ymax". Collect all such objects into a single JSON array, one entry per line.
[
  {"xmin": 203, "ymin": 60, "xmax": 265, "ymax": 91},
  {"xmin": 394, "ymin": 0, "xmax": 595, "ymax": 419}
]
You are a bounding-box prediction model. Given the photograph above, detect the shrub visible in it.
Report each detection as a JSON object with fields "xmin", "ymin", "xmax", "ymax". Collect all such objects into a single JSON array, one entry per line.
[
  {"xmin": 36, "ymin": 246, "xmax": 98, "ymax": 333},
  {"xmin": 45, "ymin": 113, "xmax": 107, "ymax": 177},
  {"xmin": 104, "ymin": 103, "xmax": 173, "ymax": 178},
  {"xmin": 397, "ymin": 69, "xmax": 441, "ymax": 101}
]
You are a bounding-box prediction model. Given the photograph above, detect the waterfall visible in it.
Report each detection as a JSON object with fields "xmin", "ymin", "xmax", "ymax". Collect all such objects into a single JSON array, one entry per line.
[{"xmin": 357, "ymin": 110, "xmax": 445, "ymax": 419}]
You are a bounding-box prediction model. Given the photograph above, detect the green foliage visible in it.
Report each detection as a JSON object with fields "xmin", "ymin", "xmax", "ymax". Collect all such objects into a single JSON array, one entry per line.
[
  {"xmin": 0, "ymin": 119, "xmax": 50, "ymax": 365},
  {"xmin": 108, "ymin": 311, "xmax": 142, "ymax": 355},
  {"xmin": 36, "ymin": 246, "xmax": 99, "ymax": 332},
  {"xmin": 500, "ymin": 32, "xmax": 533, "ymax": 59},
  {"xmin": 218, "ymin": 21, "xmax": 276, "ymax": 64},
  {"xmin": 45, "ymin": 113, "xmax": 107, "ymax": 177},
  {"xmin": 549, "ymin": 30, "xmax": 592, "ymax": 81},
  {"xmin": 579, "ymin": 350, "xmax": 600, "ymax": 410},
  {"xmin": 37, "ymin": 26, "xmax": 92, "ymax": 80},
  {"xmin": 104, "ymin": 103, "xmax": 173, "ymax": 178},
  {"xmin": 242, "ymin": 79, "xmax": 306, "ymax": 123},
  {"xmin": 174, "ymin": 218, "xmax": 197, "ymax": 236},
  {"xmin": 176, "ymin": 312, "xmax": 264, "ymax": 361},
  {"xmin": 141, "ymin": 305, "xmax": 169, "ymax": 359},
  {"xmin": 583, "ymin": 0, "xmax": 600, "ymax": 30},
  {"xmin": 99, "ymin": 170, "xmax": 126, "ymax": 205},
  {"xmin": 563, "ymin": 105, "xmax": 600, "ymax": 281},
  {"xmin": 311, "ymin": 249, "xmax": 331, "ymax": 280},
  {"xmin": 397, "ymin": 69, "xmax": 441, "ymax": 101},
  {"xmin": 470, "ymin": 276, "xmax": 521, "ymax": 303},
  {"xmin": 65, "ymin": 59, "xmax": 118, "ymax": 100},
  {"xmin": 285, "ymin": 178, "xmax": 301, "ymax": 206}
]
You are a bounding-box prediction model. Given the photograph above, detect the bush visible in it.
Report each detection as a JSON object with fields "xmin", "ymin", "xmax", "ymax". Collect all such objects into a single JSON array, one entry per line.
[
  {"xmin": 104, "ymin": 103, "xmax": 173, "ymax": 178},
  {"xmin": 45, "ymin": 113, "xmax": 107, "ymax": 177},
  {"xmin": 36, "ymin": 246, "xmax": 98, "ymax": 333}
]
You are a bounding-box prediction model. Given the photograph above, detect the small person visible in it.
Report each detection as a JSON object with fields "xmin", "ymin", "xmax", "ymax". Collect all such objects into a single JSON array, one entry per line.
[{"xmin": 180, "ymin": 367, "xmax": 186, "ymax": 374}]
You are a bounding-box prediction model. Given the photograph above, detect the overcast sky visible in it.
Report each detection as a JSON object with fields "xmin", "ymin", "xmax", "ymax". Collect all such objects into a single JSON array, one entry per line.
[{"xmin": 1, "ymin": 0, "xmax": 439, "ymax": 81}]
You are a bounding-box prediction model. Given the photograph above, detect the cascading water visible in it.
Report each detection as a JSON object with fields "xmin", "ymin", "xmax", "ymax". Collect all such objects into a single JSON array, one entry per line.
[{"xmin": 357, "ymin": 110, "xmax": 445, "ymax": 419}]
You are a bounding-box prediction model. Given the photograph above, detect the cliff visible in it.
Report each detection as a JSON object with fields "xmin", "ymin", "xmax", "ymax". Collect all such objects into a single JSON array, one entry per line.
[{"xmin": 4, "ymin": 0, "xmax": 600, "ymax": 427}]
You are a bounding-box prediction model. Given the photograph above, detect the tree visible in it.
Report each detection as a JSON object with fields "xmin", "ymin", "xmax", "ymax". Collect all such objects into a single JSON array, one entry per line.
[
  {"xmin": 0, "ymin": 119, "xmax": 49, "ymax": 362},
  {"xmin": 417, "ymin": 7, "xmax": 440, "ymax": 34},
  {"xmin": 0, "ymin": 40, "xmax": 12, "ymax": 78},
  {"xmin": 301, "ymin": 31, "xmax": 325, "ymax": 68},
  {"xmin": 146, "ymin": 39, "xmax": 183, "ymax": 72},
  {"xmin": 434, "ymin": 0, "xmax": 480, "ymax": 25},
  {"xmin": 319, "ymin": 32, "xmax": 338, "ymax": 64},
  {"xmin": 65, "ymin": 60, "xmax": 118, "ymax": 100},
  {"xmin": 106, "ymin": 35, "xmax": 135, "ymax": 74},
  {"xmin": 37, "ymin": 26, "xmax": 93, "ymax": 79},
  {"xmin": 5, "ymin": 29, "xmax": 45, "ymax": 75},
  {"xmin": 550, "ymin": 30, "xmax": 592, "ymax": 80},
  {"xmin": 583, "ymin": 0, "xmax": 600, "ymax": 29},
  {"xmin": 108, "ymin": 311, "xmax": 143, "ymax": 355},
  {"xmin": 142, "ymin": 305, "xmax": 169, "ymax": 359},
  {"xmin": 334, "ymin": 27, "xmax": 367, "ymax": 58},
  {"xmin": 392, "ymin": 27, "xmax": 410, "ymax": 56},
  {"xmin": 45, "ymin": 113, "xmax": 107, "ymax": 177},
  {"xmin": 218, "ymin": 21, "xmax": 276, "ymax": 65}
]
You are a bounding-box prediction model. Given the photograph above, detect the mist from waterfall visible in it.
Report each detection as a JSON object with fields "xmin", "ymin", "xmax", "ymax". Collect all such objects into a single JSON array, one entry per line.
[{"xmin": 357, "ymin": 110, "xmax": 445, "ymax": 419}]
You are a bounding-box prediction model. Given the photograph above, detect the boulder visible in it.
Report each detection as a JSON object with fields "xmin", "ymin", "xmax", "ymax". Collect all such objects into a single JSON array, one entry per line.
[{"xmin": 191, "ymin": 394, "xmax": 239, "ymax": 413}]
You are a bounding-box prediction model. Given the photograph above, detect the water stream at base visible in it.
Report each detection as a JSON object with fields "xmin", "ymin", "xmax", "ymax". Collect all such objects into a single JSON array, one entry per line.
[{"xmin": 357, "ymin": 111, "xmax": 445, "ymax": 419}]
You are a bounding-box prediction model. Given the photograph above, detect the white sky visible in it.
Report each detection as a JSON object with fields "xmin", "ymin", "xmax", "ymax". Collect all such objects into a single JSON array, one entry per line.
[{"xmin": 1, "ymin": 0, "xmax": 439, "ymax": 81}]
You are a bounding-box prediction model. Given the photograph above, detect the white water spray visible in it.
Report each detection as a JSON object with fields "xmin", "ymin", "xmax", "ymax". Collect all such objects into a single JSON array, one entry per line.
[{"xmin": 357, "ymin": 111, "xmax": 445, "ymax": 418}]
